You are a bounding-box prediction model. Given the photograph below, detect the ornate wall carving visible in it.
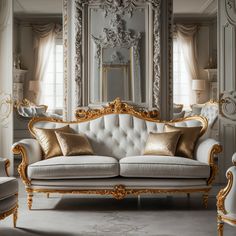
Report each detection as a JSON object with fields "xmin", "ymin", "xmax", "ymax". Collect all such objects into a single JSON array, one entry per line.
[
  {"xmin": 91, "ymin": 15, "xmax": 141, "ymax": 68},
  {"xmin": 225, "ymin": 0, "xmax": 236, "ymax": 25},
  {"xmin": 220, "ymin": 91, "xmax": 236, "ymax": 121},
  {"xmin": 63, "ymin": 0, "xmax": 173, "ymax": 118}
]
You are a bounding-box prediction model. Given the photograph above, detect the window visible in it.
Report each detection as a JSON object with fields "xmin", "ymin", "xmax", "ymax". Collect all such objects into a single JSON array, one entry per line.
[
  {"xmin": 43, "ymin": 39, "xmax": 63, "ymax": 111},
  {"xmin": 173, "ymin": 38, "xmax": 191, "ymax": 109}
]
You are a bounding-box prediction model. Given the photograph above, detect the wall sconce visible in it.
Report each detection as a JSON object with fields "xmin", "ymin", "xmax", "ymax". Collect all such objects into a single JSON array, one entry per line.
[{"xmin": 192, "ymin": 79, "xmax": 205, "ymax": 104}]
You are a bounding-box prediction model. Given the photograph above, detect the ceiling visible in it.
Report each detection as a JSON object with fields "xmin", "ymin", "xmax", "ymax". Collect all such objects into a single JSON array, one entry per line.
[
  {"xmin": 173, "ymin": 0, "xmax": 217, "ymax": 16},
  {"xmin": 14, "ymin": 0, "xmax": 217, "ymax": 17},
  {"xmin": 14, "ymin": 0, "xmax": 62, "ymax": 15}
]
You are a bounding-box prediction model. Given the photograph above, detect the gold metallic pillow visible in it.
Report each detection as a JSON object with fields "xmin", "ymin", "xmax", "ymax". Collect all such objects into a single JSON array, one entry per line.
[
  {"xmin": 33, "ymin": 125, "xmax": 74, "ymax": 159},
  {"xmin": 143, "ymin": 131, "xmax": 182, "ymax": 156},
  {"xmin": 55, "ymin": 131, "xmax": 94, "ymax": 156},
  {"xmin": 165, "ymin": 124, "xmax": 202, "ymax": 159}
]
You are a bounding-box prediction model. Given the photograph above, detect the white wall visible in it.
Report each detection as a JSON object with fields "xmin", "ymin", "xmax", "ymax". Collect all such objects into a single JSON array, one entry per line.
[
  {"xmin": 0, "ymin": 0, "xmax": 14, "ymax": 174},
  {"xmin": 196, "ymin": 20, "xmax": 217, "ymax": 103}
]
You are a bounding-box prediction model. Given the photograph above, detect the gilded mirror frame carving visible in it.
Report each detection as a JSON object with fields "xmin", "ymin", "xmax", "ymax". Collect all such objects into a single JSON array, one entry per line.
[{"xmin": 63, "ymin": 0, "xmax": 173, "ymax": 118}]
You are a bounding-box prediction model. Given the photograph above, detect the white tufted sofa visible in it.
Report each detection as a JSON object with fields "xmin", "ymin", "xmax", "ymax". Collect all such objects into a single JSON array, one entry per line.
[{"xmin": 12, "ymin": 99, "xmax": 222, "ymax": 210}]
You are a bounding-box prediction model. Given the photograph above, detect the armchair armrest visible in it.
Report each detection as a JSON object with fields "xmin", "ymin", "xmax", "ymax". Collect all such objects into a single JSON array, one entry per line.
[
  {"xmin": 0, "ymin": 158, "xmax": 10, "ymax": 177},
  {"xmin": 195, "ymin": 138, "xmax": 222, "ymax": 185},
  {"xmin": 12, "ymin": 139, "xmax": 42, "ymax": 185},
  {"xmin": 217, "ymin": 154, "xmax": 236, "ymax": 216}
]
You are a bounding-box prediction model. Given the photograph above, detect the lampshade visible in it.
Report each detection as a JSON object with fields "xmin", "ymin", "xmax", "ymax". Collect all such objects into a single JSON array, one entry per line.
[
  {"xmin": 29, "ymin": 80, "xmax": 40, "ymax": 91},
  {"xmin": 192, "ymin": 80, "xmax": 205, "ymax": 91}
]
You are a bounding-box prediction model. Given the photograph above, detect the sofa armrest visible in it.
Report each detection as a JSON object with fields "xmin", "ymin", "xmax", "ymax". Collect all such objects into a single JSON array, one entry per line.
[
  {"xmin": 12, "ymin": 139, "xmax": 42, "ymax": 185},
  {"xmin": 0, "ymin": 158, "xmax": 10, "ymax": 177},
  {"xmin": 195, "ymin": 138, "xmax": 222, "ymax": 185}
]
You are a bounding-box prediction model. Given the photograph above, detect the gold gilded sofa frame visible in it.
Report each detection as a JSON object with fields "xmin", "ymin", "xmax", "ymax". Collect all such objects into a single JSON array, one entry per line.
[
  {"xmin": 12, "ymin": 98, "xmax": 222, "ymax": 210},
  {"xmin": 217, "ymin": 168, "xmax": 236, "ymax": 235}
]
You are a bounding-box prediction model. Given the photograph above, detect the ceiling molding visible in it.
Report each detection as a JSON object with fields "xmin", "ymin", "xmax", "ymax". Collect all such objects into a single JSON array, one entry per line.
[
  {"xmin": 14, "ymin": 13, "xmax": 62, "ymax": 21},
  {"xmin": 14, "ymin": 0, "xmax": 26, "ymax": 12},
  {"xmin": 174, "ymin": 13, "xmax": 217, "ymax": 21},
  {"xmin": 199, "ymin": 0, "xmax": 215, "ymax": 13},
  {"xmin": 203, "ymin": 0, "xmax": 217, "ymax": 15},
  {"xmin": 173, "ymin": 0, "xmax": 217, "ymax": 16}
]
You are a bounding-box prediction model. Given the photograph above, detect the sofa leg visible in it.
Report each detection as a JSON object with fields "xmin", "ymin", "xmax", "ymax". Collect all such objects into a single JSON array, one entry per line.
[
  {"xmin": 217, "ymin": 215, "xmax": 224, "ymax": 236},
  {"xmin": 202, "ymin": 193, "xmax": 209, "ymax": 208},
  {"xmin": 27, "ymin": 192, "xmax": 33, "ymax": 210},
  {"xmin": 13, "ymin": 206, "xmax": 18, "ymax": 228},
  {"xmin": 187, "ymin": 193, "xmax": 190, "ymax": 198},
  {"xmin": 47, "ymin": 193, "xmax": 50, "ymax": 198}
]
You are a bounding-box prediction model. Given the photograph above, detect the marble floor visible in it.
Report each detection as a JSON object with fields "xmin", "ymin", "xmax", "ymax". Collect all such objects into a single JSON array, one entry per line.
[{"xmin": 0, "ymin": 180, "xmax": 235, "ymax": 236}]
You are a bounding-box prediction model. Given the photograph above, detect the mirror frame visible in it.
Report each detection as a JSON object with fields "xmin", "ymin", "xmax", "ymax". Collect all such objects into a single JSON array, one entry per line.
[{"xmin": 63, "ymin": 0, "xmax": 173, "ymax": 118}]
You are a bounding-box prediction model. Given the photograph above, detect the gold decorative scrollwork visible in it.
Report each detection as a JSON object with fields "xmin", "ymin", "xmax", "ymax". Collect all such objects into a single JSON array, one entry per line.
[
  {"xmin": 75, "ymin": 98, "xmax": 159, "ymax": 121},
  {"xmin": 217, "ymin": 171, "xmax": 233, "ymax": 214},
  {"xmin": 12, "ymin": 144, "xmax": 31, "ymax": 186},
  {"xmin": 25, "ymin": 185, "xmax": 211, "ymax": 210},
  {"xmin": 4, "ymin": 159, "xmax": 10, "ymax": 176},
  {"xmin": 207, "ymin": 144, "xmax": 223, "ymax": 185},
  {"xmin": 0, "ymin": 92, "xmax": 13, "ymax": 126}
]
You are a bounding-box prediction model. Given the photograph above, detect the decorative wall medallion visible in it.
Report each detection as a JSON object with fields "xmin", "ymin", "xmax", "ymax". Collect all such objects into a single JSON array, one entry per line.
[
  {"xmin": 91, "ymin": 15, "xmax": 141, "ymax": 68},
  {"xmin": 100, "ymin": 0, "xmax": 138, "ymax": 18},
  {"xmin": 225, "ymin": 0, "xmax": 236, "ymax": 25},
  {"xmin": 0, "ymin": 93, "xmax": 13, "ymax": 127},
  {"xmin": 219, "ymin": 91, "xmax": 236, "ymax": 121}
]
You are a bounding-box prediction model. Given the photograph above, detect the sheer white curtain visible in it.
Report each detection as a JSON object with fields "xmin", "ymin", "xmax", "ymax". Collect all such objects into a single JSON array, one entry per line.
[
  {"xmin": 0, "ymin": 0, "xmax": 10, "ymax": 32},
  {"xmin": 175, "ymin": 24, "xmax": 199, "ymax": 105},
  {"xmin": 32, "ymin": 23, "xmax": 61, "ymax": 104}
]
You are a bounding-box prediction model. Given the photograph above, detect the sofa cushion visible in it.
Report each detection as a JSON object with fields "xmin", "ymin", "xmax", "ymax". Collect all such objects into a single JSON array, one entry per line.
[
  {"xmin": 119, "ymin": 156, "xmax": 210, "ymax": 178},
  {"xmin": 0, "ymin": 195, "xmax": 18, "ymax": 214},
  {"xmin": 143, "ymin": 131, "xmax": 181, "ymax": 156},
  {"xmin": 55, "ymin": 131, "xmax": 94, "ymax": 156},
  {"xmin": 33, "ymin": 125, "xmax": 75, "ymax": 159},
  {"xmin": 0, "ymin": 177, "xmax": 18, "ymax": 200},
  {"xmin": 165, "ymin": 125, "xmax": 201, "ymax": 159},
  {"xmin": 27, "ymin": 156, "xmax": 119, "ymax": 179}
]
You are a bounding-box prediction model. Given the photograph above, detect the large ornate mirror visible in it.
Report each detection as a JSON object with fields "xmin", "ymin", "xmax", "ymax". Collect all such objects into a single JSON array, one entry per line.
[
  {"xmin": 89, "ymin": 12, "xmax": 143, "ymax": 104},
  {"xmin": 66, "ymin": 0, "xmax": 171, "ymax": 111}
]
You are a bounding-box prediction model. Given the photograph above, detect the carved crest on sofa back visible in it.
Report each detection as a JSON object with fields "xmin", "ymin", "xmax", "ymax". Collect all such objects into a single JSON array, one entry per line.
[{"xmin": 75, "ymin": 98, "xmax": 159, "ymax": 121}]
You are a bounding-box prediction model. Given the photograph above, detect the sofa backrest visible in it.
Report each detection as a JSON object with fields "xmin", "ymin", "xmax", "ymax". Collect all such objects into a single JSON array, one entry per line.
[{"xmin": 28, "ymin": 99, "xmax": 208, "ymax": 160}]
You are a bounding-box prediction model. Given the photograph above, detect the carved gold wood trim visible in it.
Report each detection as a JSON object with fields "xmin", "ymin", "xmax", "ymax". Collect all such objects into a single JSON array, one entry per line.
[
  {"xmin": 4, "ymin": 158, "xmax": 10, "ymax": 176},
  {"xmin": 207, "ymin": 144, "xmax": 223, "ymax": 185},
  {"xmin": 217, "ymin": 171, "xmax": 234, "ymax": 214},
  {"xmin": 220, "ymin": 215, "xmax": 236, "ymax": 226},
  {"xmin": 0, "ymin": 204, "xmax": 18, "ymax": 228},
  {"xmin": 12, "ymin": 144, "xmax": 31, "ymax": 186},
  {"xmin": 217, "ymin": 215, "xmax": 224, "ymax": 236},
  {"xmin": 75, "ymin": 98, "xmax": 159, "ymax": 122},
  {"xmin": 28, "ymin": 98, "xmax": 207, "ymax": 137},
  {"xmin": 27, "ymin": 185, "xmax": 210, "ymax": 201}
]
